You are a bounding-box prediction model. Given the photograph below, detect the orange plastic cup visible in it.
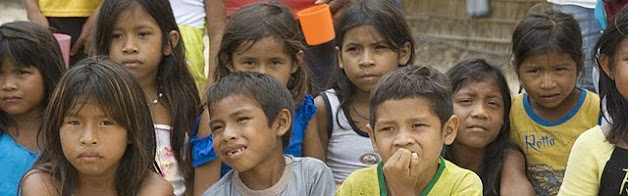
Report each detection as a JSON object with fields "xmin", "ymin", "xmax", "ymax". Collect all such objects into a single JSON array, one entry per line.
[
  {"xmin": 298, "ymin": 4, "xmax": 335, "ymax": 46},
  {"xmin": 53, "ymin": 33, "xmax": 71, "ymax": 68}
]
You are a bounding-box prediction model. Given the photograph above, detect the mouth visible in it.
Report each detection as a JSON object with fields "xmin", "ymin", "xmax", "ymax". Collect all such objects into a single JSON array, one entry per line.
[
  {"xmin": 1, "ymin": 96, "xmax": 21, "ymax": 102},
  {"xmin": 78, "ymin": 151, "xmax": 102, "ymax": 162},
  {"xmin": 539, "ymin": 93, "xmax": 561, "ymax": 102},
  {"xmin": 359, "ymin": 74, "xmax": 380, "ymax": 82},
  {"xmin": 222, "ymin": 145, "xmax": 247, "ymax": 159},
  {"xmin": 121, "ymin": 60, "xmax": 143, "ymax": 68},
  {"xmin": 467, "ymin": 124, "xmax": 488, "ymax": 132}
]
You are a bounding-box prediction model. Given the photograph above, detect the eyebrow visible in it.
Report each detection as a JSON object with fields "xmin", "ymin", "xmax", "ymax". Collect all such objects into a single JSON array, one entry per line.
[{"xmin": 209, "ymin": 108, "xmax": 250, "ymax": 125}]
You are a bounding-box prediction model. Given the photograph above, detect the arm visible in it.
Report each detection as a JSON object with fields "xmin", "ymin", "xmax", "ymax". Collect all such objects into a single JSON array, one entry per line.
[
  {"xmin": 21, "ymin": 0, "xmax": 49, "ymax": 28},
  {"xmin": 70, "ymin": 4, "xmax": 101, "ymax": 56},
  {"xmin": 20, "ymin": 170, "xmax": 59, "ymax": 196},
  {"xmin": 314, "ymin": 96, "xmax": 330, "ymax": 159},
  {"xmin": 557, "ymin": 130, "xmax": 602, "ymax": 196},
  {"xmin": 205, "ymin": 0, "xmax": 226, "ymax": 86},
  {"xmin": 308, "ymin": 160, "xmax": 336, "ymax": 196},
  {"xmin": 303, "ymin": 115, "xmax": 325, "ymax": 161},
  {"xmin": 500, "ymin": 148, "xmax": 534, "ymax": 196},
  {"xmin": 192, "ymin": 108, "xmax": 221, "ymax": 196},
  {"xmin": 138, "ymin": 172, "xmax": 174, "ymax": 196}
]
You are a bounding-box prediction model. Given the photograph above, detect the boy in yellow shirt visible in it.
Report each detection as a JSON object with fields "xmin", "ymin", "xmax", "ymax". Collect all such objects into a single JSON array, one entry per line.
[{"xmin": 337, "ymin": 65, "xmax": 483, "ymax": 196}]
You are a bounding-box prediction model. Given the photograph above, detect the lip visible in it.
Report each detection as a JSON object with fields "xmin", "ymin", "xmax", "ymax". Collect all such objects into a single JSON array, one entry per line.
[
  {"xmin": 221, "ymin": 144, "xmax": 247, "ymax": 160},
  {"xmin": 1, "ymin": 96, "xmax": 21, "ymax": 102},
  {"xmin": 358, "ymin": 74, "xmax": 380, "ymax": 82},
  {"xmin": 121, "ymin": 59, "xmax": 143, "ymax": 68},
  {"xmin": 538, "ymin": 93, "xmax": 561, "ymax": 103},
  {"xmin": 466, "ymin": 124, "xmax": 488, "ymax": 132},
  {"xmin": 78, "ymin": 151, "xmax": 103, "ymax": 162}
]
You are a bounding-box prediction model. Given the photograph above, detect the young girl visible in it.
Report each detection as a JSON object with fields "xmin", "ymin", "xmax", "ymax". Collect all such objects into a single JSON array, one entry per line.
[
  {"xmin": 190, "ymin": 2, "xmax": 321, "ymax": 194},
  {"xmin": 510, "ymin": 10, "xmax": 600, "ymax": 195},
  {"xmin": 314, "ymin": 0, "xmax": 415, "ymax": 184},
  {"xmin": 559, "ymin": 7, "xmax": 628, "ymax": 195},
  {"xmin": 443, "ymin": 58, "xmax": 534, "ymax": 196},
  {"xmin": 19, "ymin": 57, "xmax": 172, "ymax": 195},
  {"xmin": 0, "ymin": 21, "xmax": 65, "ymax": 196},
  {"xmin": 93, "ymin": 0, "xmax": 201, "ymax": 195}
]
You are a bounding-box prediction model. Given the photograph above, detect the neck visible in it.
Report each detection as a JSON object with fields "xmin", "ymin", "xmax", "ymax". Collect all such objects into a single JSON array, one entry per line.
[
  {"xmin": 451, "ymin": 143, "xmax": 485, "ymax": 174},
  {"xmin": 351, "ymin": 89, "xmax": 370, "ymax": 106},
  {"xmin": 239, "ymin": 146, "xmax": 286, "ymax": 190},
  {"xmin": 76, "ymin": 170, "xmax": 118, "ymax": 195},
  {"xmin": 7, "ymin": 105, "xmax": 42, "ymax": 136},
  {"xmin": 409, "ymin": 159, "xmax": 440, "ymax": 194},
  {"xmin": 140, "ymin": 77, "xmax": 159, "ymax": 102}
]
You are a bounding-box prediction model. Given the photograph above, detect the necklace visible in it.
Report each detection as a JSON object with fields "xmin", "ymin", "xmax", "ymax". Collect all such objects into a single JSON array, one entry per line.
[
  {"xmin": 148, "ymin": 92, "xmax": 164, "ymax": 107},
  {"xmin": 350, "ymin": 103, "xmax": 370, "ymax": 120}
]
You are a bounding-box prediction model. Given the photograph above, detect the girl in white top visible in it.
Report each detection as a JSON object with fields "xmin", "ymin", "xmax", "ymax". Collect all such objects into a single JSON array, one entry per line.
[
  {"xmin": 313, "ymin": 0, "xmax": 416, "ymax": 184},
  {"xmin": 93, "ymin": 0, "xmax": 201, "ymax": 195}
]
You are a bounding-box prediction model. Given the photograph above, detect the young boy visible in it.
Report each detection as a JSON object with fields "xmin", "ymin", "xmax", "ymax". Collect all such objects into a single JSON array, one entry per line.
[
  {"xmin": 337, "ymin": 66, "xmax": 483, "ymax": 195},
  {"xmin": 203, "ymin": 72, "xmax": 335, "ymax": 195}
]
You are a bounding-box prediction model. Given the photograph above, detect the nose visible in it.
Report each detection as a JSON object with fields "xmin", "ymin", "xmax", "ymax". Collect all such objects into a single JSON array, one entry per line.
[
  {"xmin": 539, "ymin": 72, "xmax": 557, "ymax": 90},
  {"xmin": 470, "ymin": 102, "xmax": 489, "ymax": 119},
  {"xmin": 393, "ymin": 127, "xmax": 416, "ymax": 147},
  {"xmin": 0, "ymin": 75, "xmax": 17, "ymax": 91},
  {"xmin": 79, "ymin": 125, "xmax": 99, "ymax": 146},
  {"xmin": 358, "ymin": 49, "xmax": 375, "ymax": 68},
  {"xmin": 122, "ymin": 37, "xmax": 138, "ymax": 54},
  {"xmin": 220, "ymin": 125, "xmax": 239, "ymax": 144}
]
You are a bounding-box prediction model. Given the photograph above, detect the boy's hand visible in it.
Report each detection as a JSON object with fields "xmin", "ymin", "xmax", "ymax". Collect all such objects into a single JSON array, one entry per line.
[{"xmin": 382, "ymin": 148, "xmax": 420, "ymax": 196}]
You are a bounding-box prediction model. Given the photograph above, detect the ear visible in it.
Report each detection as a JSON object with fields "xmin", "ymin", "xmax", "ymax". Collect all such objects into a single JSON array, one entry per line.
[
  {"xmin": 599, "ymin": 54, "xmax": 614, "ymax": 80},
  {"xmin": 274, "ymin": 108, "xmax": 292, "ymax": 137},
  {"xmin": 366, "ymin": 123, "xmax": 379, "ymax": 153},
  {"xmin": 292, "ymin": 50, "xmax": 304, "ymax": 74},
  {"xmin": 398, "ymin": 41, "xmax": 412, "ymax": 65},
  {"xmin": 163, "ymin": 30, "xmax": 180, "ymax": 56},
  {"xmin": 335, "ymin": 46, "xmax": 344, "ymax": 69},
  {"xmin": 442, "ymin": 115, "xmax": 458, "ymax": 145}
]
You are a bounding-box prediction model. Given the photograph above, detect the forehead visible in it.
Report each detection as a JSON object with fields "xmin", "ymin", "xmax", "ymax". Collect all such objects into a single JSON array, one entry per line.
[
  {"xmin": 455, "ymin": 79, "xmax": 503, "ymax": 98},
  {"xmin": 234, "ymin": 37, "xmax": 288, "ymax": 56},
  {"xmin": 342, "ymin": 25, "xmax": 385, "ymax": 44},
  {"xmin": 374, "ymin": 97, "xmax": 440, "ymax": 123},
  {"xmin": 520, "ymin": 51, "xmax": 576, "ymax": 68},
  {"xmin": 114, "ymin": 6, "xmax": 159, "ymax": 29},
  {"xmin": 208, "ymin": 94, "xmax": 262, "ymax": 115}
]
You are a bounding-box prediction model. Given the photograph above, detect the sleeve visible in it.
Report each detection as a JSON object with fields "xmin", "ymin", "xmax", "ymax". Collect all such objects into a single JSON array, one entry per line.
[
  {"xmin": 189, "ymin": 117, "xmax": 218, "ymax": 167},
  {"xmin": 452, "ymin": 172, "xmax": 483, "ymax": 196},
  {"xmin": 335, "ymin": 176, "xmax": 353, "ymax": 196},
  {"xmin": 298, "ymin": 94, "xmax": 318, "ymax": 124},
  {"xmin": 558, "ymin": 128, "xmax": 602, "ymax": 196},
  {"xmin": 307, "ymin": 159, "xmax": 336, "ymax": 196}
]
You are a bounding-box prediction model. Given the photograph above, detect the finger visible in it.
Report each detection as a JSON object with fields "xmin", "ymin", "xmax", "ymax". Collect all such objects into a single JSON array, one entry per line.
[
  {"xmin": 70, "ymin": 37, "xmax": 84, "ymax": 55},
  {"xmin": 328, "ymin": 0, "xmax": 343, "ymax": 13},
  {"xmin": 396, "ymin": 148, "xmax": 411, "ymax": 170},
  {"xmin": 383, "ymin": 148, "xmax": 403, "ymax": 171},
  {"xmin": 314, "ymin": 0, "xmax": 329, "ymax": 4},
  {"xmin": 409, "ymin": 152, "xmax": 420, "ymax": 177}
]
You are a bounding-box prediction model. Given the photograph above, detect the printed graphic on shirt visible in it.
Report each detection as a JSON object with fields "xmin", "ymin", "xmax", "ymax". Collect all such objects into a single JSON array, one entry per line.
[
  {"xmin": 359, "ymin": 153, "xmax": 380, "ymax": 165},
  {"xmin": 528, "ymin": 164, "xmax": 563, "ymax": 196},
  {"xmin": 599, "ymin": 148, "xmax": 628, "ymax": 196}
]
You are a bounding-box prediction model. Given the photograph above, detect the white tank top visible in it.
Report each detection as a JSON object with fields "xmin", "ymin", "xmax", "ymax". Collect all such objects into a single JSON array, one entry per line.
[
  {"xmin": 323, "ymin": 89, "xmax": 380, "ymax": 183},
  {"xmin": 155, "ymin": 124, "xmax": 186, "ymax": 196}
]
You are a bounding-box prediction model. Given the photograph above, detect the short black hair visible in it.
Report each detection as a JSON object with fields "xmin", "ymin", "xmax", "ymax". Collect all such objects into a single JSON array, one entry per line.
[
  {"xmin": 206, "ymin": 72, "xmax": 294, "ymax": 148},
  {"xmin": 370, "ymin": 65, "xmax": 452, "ymax": 127}
]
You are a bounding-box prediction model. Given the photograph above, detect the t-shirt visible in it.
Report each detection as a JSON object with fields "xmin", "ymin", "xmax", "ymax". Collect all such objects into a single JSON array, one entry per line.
[
  {"xmin": 510, "ymin": 89, "xmax": 600, "ymax": 195},
  {"xmin": 558, "ymin": 125, "xmax": 628, "ymax": 196},
  {"xmin": 155, "ymin": 124, "xmax": 186, "ymax": 196},
  {"xmin": 337, "ymin": 157, "xmax": 483, "ymax": 196},
  {"xmin": 226, "ymin": 0, "xmax": 314, "ymax": 16},
  {"xmin": 0, "ymin": 132, "xmax": 40, "ymax": 196},
  {"xmin": 38, "ymin": 0, "xmax": 101, "ymax": 17},
  {"xmin": 203, "ymin": 156, "xmax": 335, "ymax": 196},
  {"xmin": 547, "ymin": 0, "xmax": 597, "ymax": 9},
  {"xmin": 170, "ymin": 0, "xmax": 206, "ymax": 28}
]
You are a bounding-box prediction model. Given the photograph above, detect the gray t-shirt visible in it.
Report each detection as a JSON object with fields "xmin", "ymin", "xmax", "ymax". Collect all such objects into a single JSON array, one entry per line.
[{"xmin": 203, "ymin": 156, "xmax": 335, "ymax": 196}]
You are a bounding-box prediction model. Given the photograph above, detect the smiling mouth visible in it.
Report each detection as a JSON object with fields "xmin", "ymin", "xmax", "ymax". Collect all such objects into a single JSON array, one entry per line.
[{"xmin": 225, "ymin": 147, "xmax": 247, "ymax": 159}]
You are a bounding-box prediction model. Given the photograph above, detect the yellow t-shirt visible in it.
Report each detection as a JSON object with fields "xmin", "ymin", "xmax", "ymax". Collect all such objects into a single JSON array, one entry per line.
[
  {"xmin": 510, "ymin": 89, "xmax": 600, "ymax": 195},
  {"xmin": 336, "ymin": 157, "xmax": 483, "ymax": 196},
  {"xmin": 39, "ymin": 0, "xmax": 102, "ymax": 17}
]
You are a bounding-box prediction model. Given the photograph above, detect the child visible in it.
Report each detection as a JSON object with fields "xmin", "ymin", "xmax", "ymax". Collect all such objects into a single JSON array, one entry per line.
[
  {"xmin": 444, "ymin": 58, "xmax": 534, "ymax": 196},
  {"xmin": 19, "ymin": 57, "xmax": 172, "ymax": 195},
  {"xmin": 314, "ymin": 0, "xmax": 416, "ymax": 184},
  {"xmin": 559, "ymin": 7, "xmax": 628, "ymax": 195},
  {"xmin": 0, "ymin": 21, "xmax": 65, "ymax": 196},
  {"xmin": 203, "ymin": 72, "xmax": 334, "ymax": 195},
  {"xmin": 93, "ymin": 0, "xmax": 201, "ymax": 195},
  {"xmin": 510, "ymin": 10, "xmax": 601, "ymax": 195},
  {"xmin": 169, "ymin": 0, "xmax": 209, "ymax": 87},
  {"xmin": 337, "ymin": 65, "xmax": 483, "ymax": 195},
  {"xmin": 190, "ymin": 2, "xmax": 320, "ymax": 194}
]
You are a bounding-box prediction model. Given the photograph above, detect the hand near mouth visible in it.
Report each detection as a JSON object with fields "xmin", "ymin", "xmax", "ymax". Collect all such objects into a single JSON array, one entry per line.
[{"xmin": 383, "ymin": 148, "xmax": 420, "ymax": 195}]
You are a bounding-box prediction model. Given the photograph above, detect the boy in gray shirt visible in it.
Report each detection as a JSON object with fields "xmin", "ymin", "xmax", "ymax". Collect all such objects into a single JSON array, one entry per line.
[{"xmin": 202, "ymin": 72, "xmax": 335, "ymax": 196}]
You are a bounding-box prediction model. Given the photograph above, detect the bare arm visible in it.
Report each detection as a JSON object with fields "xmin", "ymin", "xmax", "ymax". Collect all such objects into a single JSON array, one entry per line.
[
  {"xmin": 314, "ymin": 96, "xmax": 329, "ymax": 159},
  {"xmin": 20, "ymin": 170, "xmax": 59, "ymax": 196},
  {"xmin": 70, "ymin": 4, "xmax": 101, "ymax": 56},
  {"xmin": 192, "ymin": 108, "xmax": 221, "ymax": 196},
  {"xmin": 205, "ymin": 0, "xmax": 226, "ymax": 86},
  {"xmin": 21, "ymin": 0, "xmax": 49, "ymax": 28},
  {"xmin": 500, "ymin": 148, "xmax": 534, "ymax": 196},
  {"xmin": 138, "ymin": 172, "xmax": 174, "ymax": 196},
  {"xmin": 303, "ymin": 115, "xmax": 325, "ymax": 160}
]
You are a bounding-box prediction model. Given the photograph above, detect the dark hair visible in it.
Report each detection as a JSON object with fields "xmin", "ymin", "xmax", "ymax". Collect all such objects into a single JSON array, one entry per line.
[
  {"xmin": 511, "ymin": 10, "xmax": 583, "ymax": 75},
  {"xmin": 23, "ymin": 57, "xmax": 157, "ymax": 195},
  {"xmin": 331, "ymin": 0, "xmax": 416, "ymax": 128},
  {"xmin": 214, "ymin": 2, "xmax": 316, "ymax": 105},
  {"xmin": 443, "ymin": 58, "xmax": 513, "ymax": 196},
  {"xmin": 93, "ymin": 0, "xmax": 200, "ymax": 180},
  {"xmin": 595, "ymin": 7, "xmax": 628, "ymax": 145},
  {"xmin": 206, "ymin": 72, "xmax": 294, "ymax": 148},
  {"xmin": 370, "ymin": 65, "xmax": 452, "ymax": 128},
  {"xmin": 0, "ymin": 21, "xmax": 66, "ymax": 134}
]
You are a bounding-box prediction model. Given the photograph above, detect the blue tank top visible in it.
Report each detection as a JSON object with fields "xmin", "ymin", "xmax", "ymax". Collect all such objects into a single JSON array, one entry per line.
[{"xmin": 0, "ymin": 131, "xmax": 40, "ymax": 195}]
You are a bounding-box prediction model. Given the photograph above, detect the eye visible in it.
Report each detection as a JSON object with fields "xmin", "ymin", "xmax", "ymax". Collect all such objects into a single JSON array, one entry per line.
[
  {"xmin": 379, "ymin": 126, "xmax": 394, "ymax": 132},
  {"xmin": 374, "ymin": 44, "xmax": 388, "ymax": 50},
  {"xmin": 112, "ymin": 33, "xmax": 123, "ymax": 39},
  {"xmin": 138, "ymin": 31, "xmax": 150, "ymax": 37},
  {"xmin": 457, "ymin": 98, "xmax": 473, "ymax": 106},
  {"xmin": 100, "ymin": 119, "xmax": 116, "ymax": 126},
  {"xmin": 270, "ymin": 60, "xmax": 283, "ymax": 65},
  {"xmin": 211, "ymin": 125, "xmax": 224, "ymax": 132},
  {"xmin": 411, "ymin": 123, "xmax": 427, "ymax": 129},
  {"xmin": 66, "ymin": 120, "xmax": 80, "ymax": 125},
  {"xmin": 345, "ymin": 46, "xmax": 358, "ymax": 52},
  {"xmin": 236, "ymin": 116, "xmax": 250, "ymax": 123},
  {"xmin": 243, "ymin": 60, "xmax": 255, "ymax": 66},
  {"xmin": 17, "ymin": 69, "xmax": 30, "ymax": 75},
  {"xmin": 526, "ymin": 69, "xmax": 539, "ymax": 74},
  {"xmin": 555, "ymin": 67, "xmax": 568, "ymax": 72}
]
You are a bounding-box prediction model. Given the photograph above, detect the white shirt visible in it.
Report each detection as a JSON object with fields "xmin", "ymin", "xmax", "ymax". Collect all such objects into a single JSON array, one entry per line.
[
  {"xmin": 547, "ymin": 0, "xmax": 597, "ymax": 9},
  {"xmin": 169, "ymin": 0, "xmax": 206, "ymax": 28}
]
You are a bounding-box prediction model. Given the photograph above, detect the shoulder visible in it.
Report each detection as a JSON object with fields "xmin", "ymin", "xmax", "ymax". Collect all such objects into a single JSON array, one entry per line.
[
  {"xmin": 20, "ymin": 169, "xmax": 60, "ymax": 196},
  {"xmin": 137, "ymin": 172, "xmax": 173, "ymax": 196},
  {"xmin": 204, "ymin": 170, "xmax": 235, "ymax": 195},
  {"xmin": 573, "ymin": 126, "xmax": 612, "ymax": 153},
  {"xmin": 291, "ymin": 156, "xmax": 333, "ymax": 177},
  {"xmin": 337, "ymin": 167, "xmax": 379, "ymax": 195},
  {"xmin": 442, "ymin": 160, "xmax": 483, "ymax": 191}
]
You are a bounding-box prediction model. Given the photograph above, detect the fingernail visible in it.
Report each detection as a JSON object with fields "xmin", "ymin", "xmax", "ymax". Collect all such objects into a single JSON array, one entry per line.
[
  {"xmin": 315, "ymin": 0, "xmax": 323, "ymax": 4},
  {"xmin": 412, "ymin": 152, "xmax": 418, "ymax": 160}
]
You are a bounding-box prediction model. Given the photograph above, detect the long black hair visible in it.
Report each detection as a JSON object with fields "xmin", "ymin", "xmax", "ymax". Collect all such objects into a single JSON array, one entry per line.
[{"xmin": 444, "ymin": 58, "xmax": 512, "ymax": 196}]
